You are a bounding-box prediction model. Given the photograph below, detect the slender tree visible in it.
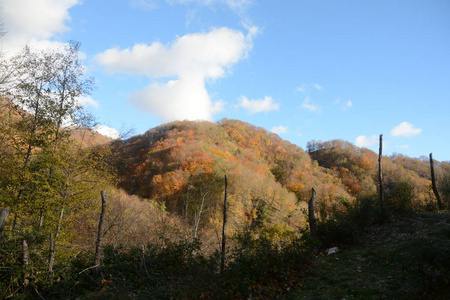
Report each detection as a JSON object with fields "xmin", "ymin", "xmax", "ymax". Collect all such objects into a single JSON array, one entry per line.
[{"xmin": 0, "ymin": 207, "xmax": 9, "ymax": 236}]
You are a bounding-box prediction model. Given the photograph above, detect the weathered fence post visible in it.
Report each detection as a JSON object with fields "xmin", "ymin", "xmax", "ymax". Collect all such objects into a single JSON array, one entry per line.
[
  {"xmin": 0, "ymin": 207, "xmax": 10, "ymax": 237},
  {"xmin": 308, "ymin": 187, "xmax": 317, "ymax": 240},
  {"xmin": 378, "ymin": 134, "xmax": 384, "ymax": 212},
  {"xmin": 220, "ymin": 175, "xmax": 228, "ymax": 276},
  {"xmin": 429, "ymin": 153, "xmax": 443, "ymax": 210},
  {"xmin": 94, "ymin": 191, "xmax": 107, "ymax": 279}
]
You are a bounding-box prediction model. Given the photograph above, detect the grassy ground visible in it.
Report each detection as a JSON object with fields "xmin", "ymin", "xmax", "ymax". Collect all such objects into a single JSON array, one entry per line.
[{"xmin": 284, "ymin": 212, "xmax": 450, "ymax": 300}]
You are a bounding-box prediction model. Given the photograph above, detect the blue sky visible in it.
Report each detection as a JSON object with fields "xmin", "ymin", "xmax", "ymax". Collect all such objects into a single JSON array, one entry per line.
[{"xmin": 1, "ymin": 0, "xmax": 449, "ymax": 161}]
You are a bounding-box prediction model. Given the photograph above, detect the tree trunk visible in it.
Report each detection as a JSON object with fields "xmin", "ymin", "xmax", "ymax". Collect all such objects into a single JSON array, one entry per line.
[
  {"xmin": 48, "ymin": 233, "xmax": 55, "ymax": 274},
  {"xmin": 220, "ymin": 175, "xmax": 228, "ymax": 276},
  {"xmin": 94, "ymin": 191, "xmax": 107, "ymax": 279},
  {"xmin": 48, "ymin": 205, "xmax": 65, "ymax": 274},
  {"xmin": 308, "ymin": 188, "xmax": 317, "ymax": 240},
  {"xmin": 22, "ymin": 240, "xmax": 30, "ymax": 292},
  {"xmin": 378, "ymin": 134, "xmax": 384, "ymax": 212},
  {"xmin": 193, "ymin": 190, "xmax": 208, "ymax": 239},
  {"xmin": 429, "ymin": 153, "xmax": 443, "ymax": 210},
  {"xmin": 0, "ymin": 207, "xmax": 10, "ymax": 237}
]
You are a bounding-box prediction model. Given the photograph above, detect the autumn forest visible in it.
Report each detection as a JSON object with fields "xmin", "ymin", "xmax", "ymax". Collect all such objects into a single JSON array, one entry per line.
[{"xmin": 1, "ymin": 43, "xmax": 449, "ymax": 299}]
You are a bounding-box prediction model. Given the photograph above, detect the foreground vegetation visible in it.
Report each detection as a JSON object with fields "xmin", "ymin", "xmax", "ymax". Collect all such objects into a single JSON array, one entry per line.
[
  {"xmin": 287, "ymin": 212, "xmax": 450, "ymax": 300},
  {"xmin": 2, "ymin": 195, "xmax": 449, "ymax": 299}
]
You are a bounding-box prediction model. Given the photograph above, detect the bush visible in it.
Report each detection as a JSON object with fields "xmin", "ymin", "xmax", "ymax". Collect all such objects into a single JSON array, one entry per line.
[
  {"xmin": 223, "ymin": 236, "xmax": 313, "ymax": 298},
  {"xmin": 315, "ymin": 196, "xmax": 382, "ymax": 249},
  {"xmin": 390, "ymin": 181, "xmax": 416, "ymax": 213}
]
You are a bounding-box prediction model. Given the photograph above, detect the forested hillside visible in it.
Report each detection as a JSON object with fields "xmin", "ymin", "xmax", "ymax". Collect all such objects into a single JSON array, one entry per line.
[
  {"xmin": 110, "ymin": 119, "xmax": 449, "ymax": 244},
  {"xmin": 111, "ymin": 119, "xmax": 353, "ymax": 245}
]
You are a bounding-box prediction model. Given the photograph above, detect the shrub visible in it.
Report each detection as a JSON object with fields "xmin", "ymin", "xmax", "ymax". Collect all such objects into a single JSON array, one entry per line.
[{"xmin": 390, "ymin": 181, "xmax": 416, "ymax": 213}]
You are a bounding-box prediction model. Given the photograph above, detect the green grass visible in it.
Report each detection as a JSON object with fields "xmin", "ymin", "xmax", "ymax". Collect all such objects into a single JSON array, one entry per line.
[{"xmin": 285, "ymin": 212, "xmax": 450, "ymax": 300}]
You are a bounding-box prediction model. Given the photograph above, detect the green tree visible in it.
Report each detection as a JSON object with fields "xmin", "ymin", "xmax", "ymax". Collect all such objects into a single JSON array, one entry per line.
[{"xmin": 0, "ymin": 42, "xmax": 112, "ymax": 283}]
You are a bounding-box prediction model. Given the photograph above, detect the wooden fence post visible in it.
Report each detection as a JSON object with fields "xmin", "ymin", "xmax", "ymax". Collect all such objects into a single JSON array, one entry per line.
[
  {"xmin": 378, "ymin": 134, "xmax": 384, "ymax": 212},
  {"xmin": 94, "ymin": 191, "xmax": 107, "ymax": 279},
  {"xmin": 429, "ymin": 153, "xmax": 443, "ymax": 210},
  {"xmin": 308, "ymin": 187, "xmax": 317, "ymax": 240},
  {"xmin": 220, "ymin": 175, "xmax": 228, "ymax": 276}
]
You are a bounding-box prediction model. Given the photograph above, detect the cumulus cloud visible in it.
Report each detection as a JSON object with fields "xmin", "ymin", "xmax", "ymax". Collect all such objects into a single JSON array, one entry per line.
[
  {"xmin": 390, "ymin": 122, "xmax": 422, "ymax": 137},
  {"xmin": 300, "ymin": 97, "xmax": 319, "ymax": 112},
  {"xmin": 238, "ymin": 95, "xmax": 279, "ymax": 114},
  {"xmin": 96, "ymin": 27, "xmax": 255, "ymax": 121},
  {"xmin": 94, "ymin": 125, "xmax": 121, "ymax": 140},
  {"xmin": 355, "ymin": 135, "xmax": 378, "ymax": 147},
  {"xmin": 0, "ymin": 0, "xmax": 80, "ymax": 53},
  {"xmin": 77, "ymin": 95, "xmax": 99, "ymax": 108},
  {"xmin": 271, "ymin": 125, "xmax": 287, "ymax": 135}
]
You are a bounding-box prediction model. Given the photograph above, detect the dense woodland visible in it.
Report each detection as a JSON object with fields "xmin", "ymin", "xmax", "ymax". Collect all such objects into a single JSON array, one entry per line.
[{"xmin": 1, "ymin": 42, "xmax": 449, "ymax": 299}]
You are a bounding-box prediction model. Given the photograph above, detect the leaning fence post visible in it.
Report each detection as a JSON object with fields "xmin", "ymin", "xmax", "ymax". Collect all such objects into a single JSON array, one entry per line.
[
  {"xmin": 308, "ymin": 187, "xmax": 317, "ymax": 240},
  {"xmin": 220, "ymin": 175, "xmax": 228, "ymax": 276},
  {"xmin": 378, "ymin": 134, "xmax": 385, "ymax": 213},
  {"xmin": 94, "ymin": 191, "xmax": 107, "ymax": 279}
]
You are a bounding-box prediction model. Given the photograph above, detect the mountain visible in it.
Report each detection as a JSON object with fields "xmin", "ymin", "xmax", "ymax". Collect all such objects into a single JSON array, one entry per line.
[
  {"xmin": 110, "ymin": 119, "xmax": 352, "ymax": 240},
  {"xmin": 109, "ymin": 119, "xmax": 447, "ymax": 243}
]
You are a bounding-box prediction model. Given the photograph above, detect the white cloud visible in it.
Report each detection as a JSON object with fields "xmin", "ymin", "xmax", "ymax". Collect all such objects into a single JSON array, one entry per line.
[
  {"xmin": 238, "ymin": 95, "xmax": 279, "ymax": 114},
  {"xmin": 0, "ymin": 0, "xmax": 80, "ymax": 54},
  {"xmin": 390, "ymin": 122, "xmax": 422, "ymax": 137},
  {"xmin": 94, "ymin": 125, "xmax": 121, "ymax": 140},
  {"xmin": 313, "ymin": 83, "xmax": 324, "ymax": 91},
  {"xmin": 96, "ymin": 27, "xmax": 254, "ymax": 122},
  {"xmin": 355, "ymin": 135, "xmax": 378, "ymax": 147},
  {"xmin": 271, "ymin": 125, "xmax": 287, "ymax": 135},
  {"xmin": 300, "ymin": 97, "xmax": 319, "ymax": 112},
  {"xmin": 77, "ymin": 95, "xmax": 99, "ymax": 108},
  {"xmin": 346, "ymin": 100, "xmax": 352, "ymax": 107}
]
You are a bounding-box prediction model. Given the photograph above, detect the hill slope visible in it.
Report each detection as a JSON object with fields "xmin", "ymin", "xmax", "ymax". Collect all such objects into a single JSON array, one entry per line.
[
  {"xmin": 111, "ymin": 119, "xmax": 354, "ymax": 240},
  {"xmin": 285, "ymin": 212, "xmax": 450, "ymax": 299},
  {"xmin": 110, "ymin": 119, "xmax": 448, "ymax": 243}
]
